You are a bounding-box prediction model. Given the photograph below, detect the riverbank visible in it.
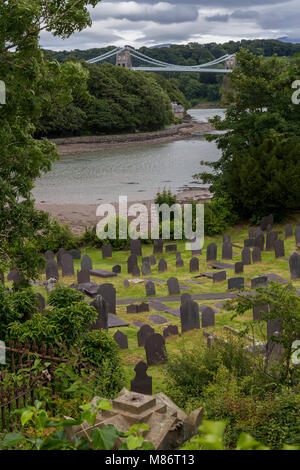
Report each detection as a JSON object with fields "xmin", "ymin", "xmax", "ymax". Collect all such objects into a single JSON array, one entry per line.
[{"xmin": 50, "ymin": 121, "xmax": 215, "ymax": 155}]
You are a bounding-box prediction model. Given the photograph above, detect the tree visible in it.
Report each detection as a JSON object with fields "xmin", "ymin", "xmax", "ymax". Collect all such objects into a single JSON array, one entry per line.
[
  {"xmin": 196, "ymin": 49, "xmax": 300, "ymax": 221},
  {"xmin": 0, "ymin": 0, "xmax": 101, "ymax": 280}
]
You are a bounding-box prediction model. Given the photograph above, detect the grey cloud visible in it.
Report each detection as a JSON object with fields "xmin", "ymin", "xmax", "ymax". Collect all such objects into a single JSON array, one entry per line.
[
  {"xmin": 231, "ymin": 10, "xmax": 259, "ymax": 20},
  {"xmin": 205, "ymin": 14, "xmax": 230, "ymax": 22}
]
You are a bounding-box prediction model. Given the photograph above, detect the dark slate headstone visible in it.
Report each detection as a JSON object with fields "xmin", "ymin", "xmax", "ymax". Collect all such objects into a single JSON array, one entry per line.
[
  {"xmin": 131, "ymin": 361, "xmax": 152, "ymax": 395},
  {"xmin": 81, "ymin": 254, "xmax": 93, "ymax": 272},
  {"xmin": 285, "ymin": 224, "xmax": 293, "ymax": 239},
  {"xmin": 265, "ymin": 231, "xmax": 278, "ymax": 251},
  {"xmin": 176, "ymin": 258, "xmax": 184, "ymax": 267},
  {"xmin": 112, "ymin": 265, "xmax": 121, "ymax": 274},
  {"xmin": 212, "ymin": 271, "xmax": 226, "ymax": 283},
  {"xmin": 7, "ymin": 269, "xmax": 21, "ymax": 283},
  {"xmin": 165, "ymin": 244, "xmax": 177, "ymax": 253},
  {"xmin": 127, "ymin": 304, "xmax": 138, "ymax": 314},
  {"xmin": 102, "ymin": 244, "xmax": 112, "ymax": 259},
  {"xmin": 189, "ymin": 257, "xmax": 199, "ymax": 273},
  {"xmin": 44, "ymin": 250, "xmax": 55, "ymax": 261},
  {"xmin": 228, "ymin": 277, "xmax": 244, "ymax": 291},
  {"xmin": 145, "ymin": 281, "xmax": 156, "ymax": 297},
  {"xmin": 56, "ymin": 248, "xmax": 66, "ymax": 267},
  {"xmin": 244, "ymin": 238, "xmax": 255, "ymax": 248},
  {"xmin": 223, "ymin": 234, "xmax": 231, "ymax": 243},
  {"xmin": 274, "ymin": 239, "xmax": 285, "ymax": 259},
  {"xmin": 90, "ymin": 295, "xmax": 108, "ymax": 331},
  {"xmin": 181, "ymin": 293, "xmax": 192, "ymax": 304},
  {"xmin": 145, "ymin": 333, "xmax": 168, "ymax": 366},
  {"xmin": 113, "ymin": 330, "xmax": 128, "ymax": 349},
  {"xmin": 61, "ymin": 253, "xmax": 74, "ymax": 277},
  {"xmin": 255, "ymin": 227, "xmax": 264, "ymax": 238},
  {"xmin": 251, "ymin": 275, "xmax": 268, "ymax": 289},
  {"xmin": 97, "ymin": 283, "xmax": 116, "ymax": 314},
  {"xmin": 127, "ymin": 254, "xmax": 138, "ymax": 274},
  {"xmin": 153, "ymin": 239, "xmax": 163, "ymax": 254},
  {"xmin": 296, "ymin": 227, "xmax": 300, "ymax": 245},
  {"xmin": 137, "ymin": 324, "xmax": 154, "ymax": 347},
  {"xmin": 149, "ymin": 255, "xmax": 156, "ymax": 266},
  {"xmin": 248, "ymin": 227, "xmax": 255, "ymax": 239},
  {"xmin": 158, "ymin": 258, "xmax": 167, "ymax": 273},
  {"xmin": 180, "ymin": 300, "xmax": 200, "ymax": 333},
  {"xmin": 260, "ymin": 214, "xmax": 274, "ymax": 231},
  {"xmin": 77, "ymin": 269, "xmax": 90, "ymax": 284},
  {"xmin": 132, "ymin": 265, "xmax": 141, "ymax": 277},
  {"xmin": 167, "ymin": 277, "xmax": 180, "ymax": 295},
  {"xmin": 206, "ymin": 243, "xmax": 217, "ymax": 262},
  {"xmin": 254, "ymin": 233, "xmax": 265, "ymax": 251},
  {"xmin": 142, "ymin": 257, "xmax": 150, "ymax": 265},
  {"xmin": 235, "ymin": 262, "xmax": 244, "ymax": 274},
  {"xmin": 149, "ymin": 314, "xmax": 169, "ymax": 325},
  {"xmin": 163, "ymin": 325, "xmax": 179, "ymax": 338},
  {"xmin": 46, "ymin": 260, "xmax": 59, "ymax": 280},
  {"xmin": 222, "ymin": 242, "xmax": 233, "ymax": 260},
  {"xmin": 252, "ymin": 247, "xmax": 262, "ymax": 264},
  {"xmin": 242, "ymin": 247, "xmax": 251, "ymax": 266},
  {"xmin": 266, "ymin": 224, "xmax": 272, "ymax": 233},
  {"xmin": 253, "ymin": 304, "xmax": 268, "ymax": 321},
  {"xmin": 267, "ymin": 318, "xmax": 282, "ymax": 338},
  {"xmin": 36, "ymin": 293, "xmax": 46, "ymax": 314},
  {"xmin": 138, "ymin": 302, "xmax": 150, "ymax": 313},
  {"xmin": 289, "ymin": 251, "xmax": 300, "ymax": 280},
  {"xmin": 201, "ymin": 307, "xmax": 215, "ymax": 328},
  {"xmin": 68, "ymin": 249, "xmax": 81, "ymax": 260},
  {"xmin": 142, "ymin": 261, "xmax": 152, "ymax": 276},
  {"xmin": 130, "ymin": 239, "xmax": 142, "ymax": 256},
  {"xmin": 124, "ymin": 279, "xmax": 130, "ymax": 288}
]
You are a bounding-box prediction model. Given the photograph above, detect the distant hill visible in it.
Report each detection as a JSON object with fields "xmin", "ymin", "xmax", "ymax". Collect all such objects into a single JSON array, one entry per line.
[{"xmin": 278, "ymin": 37, "xmax": 300, "ymax": 44}]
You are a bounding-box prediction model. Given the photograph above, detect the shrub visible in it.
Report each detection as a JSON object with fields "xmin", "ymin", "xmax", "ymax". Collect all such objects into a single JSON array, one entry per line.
[
  {"xmin": 48, "ymin": 285, "xmax": 85, "ymax": 308},
  {"xmin": 204, "ymin": 198, "xmax": 238, "ymax": 236},
  {"xmin": 80, "ymin": 217, "xmax": 132, "ymax": 251},
  {"xmin": 36, "ymin": 219, "xmax": 79, "ymax": 253}
]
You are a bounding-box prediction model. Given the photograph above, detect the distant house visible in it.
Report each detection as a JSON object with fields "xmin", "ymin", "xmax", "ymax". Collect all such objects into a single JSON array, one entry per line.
[{"xmin": 171, "ymin": 102, "xmax": 185, "ymax": 119}]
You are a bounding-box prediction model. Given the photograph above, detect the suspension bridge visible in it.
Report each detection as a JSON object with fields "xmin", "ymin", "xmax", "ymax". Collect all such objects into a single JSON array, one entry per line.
[{"xmin": 86, "ymin": 45, "xmax": 235, "ymax": 74}]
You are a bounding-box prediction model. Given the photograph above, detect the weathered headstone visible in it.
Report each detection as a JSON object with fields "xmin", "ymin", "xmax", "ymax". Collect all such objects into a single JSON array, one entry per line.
[
  {"xmin": 124, "ymin": 279, "xmax": 130, "ymax": 288},
  {"xmin": 242, "ymin": 247, "xmax": 251, "ymax": 265},
  {"xmin": 201, "ymin": 307, "xmax": 215, "ymax": 328},
  {"xmin": 46, "ymin": 260, "xmax": 59, "ymax": 280},
  {"xmin": 244, "ymin": 239, "xmax": 255, "ymax": 248},
  {"xmin": 223, "ymin": 234, "xmax": 231, "ymax": 243},
  {"xmin": 130, "ymin": 361, "xmax": 152, "ymax": 395},
  {"xmin": 112, "ymin": 265, "xmax": 121, "ymax": 274},
  {"xmin": 138, "ymin": 302, "xmax": 150, "ymax": 313},
  {"xmin": 145, "ymin": 333, "xmax": 168, "ymax": 366},
  {"xmin": 295, "ymin": 226, "xmax": 300, "ymax": 245},
  {"xmin": 248, "ymin": 227, "xmax": 255, "ymax": 239},
  {"xmin": 213, "ymin": 271, "xmax": 226, "ymax": 283},
  {"xmin": 274, "ymin": 239, "xmax": 285, "ymax": 259},
  {"xmin": 77, "ymin": 269, "xmax": 90, "ymax": 284},
  {"xmin": 235, "ymin": 262, "xmax": 244, "ymax": 274},
  {"xmin": 285, "ymin": 224, "xmax": 293, "ymax": 239},
  {"xmin": 97, "ymin": 283, "xmax": 116, "ymax": 314},
  {"xmin": 189, "ymin": 257, "xmax": 199, "ymax": 273},
  {"xmin": 132, "ymin": 265, "xmax": 141, "ymax": 277},
  {"xmin": 265, "ymin": 231, "xmax": 278, "ymax": 251},
  {"xmin": 180, "ymin": 300, "xmax": 200, "ymax": 333},
  {"xmin": 113, "ymin": 330, "xmax": 128, "ymax": 349},
  {"xmin": 181, "ymin": 293, "xmax": 192, "ymax": 304},
  {"xmin": 228, "ymin": 277, "xmax": 244, "ymax": 291},
  {"xmin": 44, "ymin": 250, "xmax": 55, "ymax": 261},
  {"xmin": 90, "ymin": 295, "xmax": 108, "ymax": 331},
  {"xmin": 165, "ymin": 244, "xmax": 177, "ymax": 253},
  {"xmin": 289, "ymin": 251, "xmax": 300, "ymax": 280},
  {"xmin": 267, "ymin": 318, "xmax": 282, "ymax": 338},
  {"xmin": 130, "ymin": 239, "xmax": 142, "ymax": 256},
  {"xmin": 36, "ymin": 293, "xmax": 46, "ymax": 314},
  {"xmin": 61, "ymin": 253, "xmax": 74, "ymax": 277},
  {"xmin": 127, "ymin": 254, "xmax": 138, "ymax": 274},
  {"xmin": 142, "ymin": 257, "xmax": 150, "ymax": 265},
  {"xmin": 153, "ymin": 239, "xmax": 163, "ymax": 254},
  {"xmin": 251, "ymin": 275, "xmax": 268, "ymax": 289},
  {"xmin": 163, "ymin": 325, "xmax": 179, "ymax": 338},
  {"xmin": 176, "ymin": 258, "xmax": 184, "ymax": 267},
  {"xmin": 81, "ymin": 254, "xmax": 93, "ymax": 272},
  {"xmin": 56, "ymin": 248, "xmax": 66, "ymax": 267},
  {"xmin": 253, "ymin": 304, "xmax": 268, "ymax": 321},
  {"xmin": 158, "ymin": 258, "xmax": 167, "ymax": 273},
  {"xmin": 149, "ymin": 255, "xmax": 156, "ymax": 265},
  {"xmin": 127, "ymin": 304, "xmax": 139, "ymax": 314},
  {"xmin": 68, "ymin": 249, "xmax": 81, "ymax": 260},
  {"xmin": 145, "ymin": 281, "xmax": 156, "ymax": 297},
  {"xmin": 142, "ymin": 261, "xmax": 152, "ymax": 276},
  {"xmin": 206, "ymin": 243, "xmax": 217, "ymax": 262},
  {"xmin": 167, "ymin": 277, "xmax": 180, "ymax": 295},
  {"xmin": 102, "ymin": 244, "xmax": 112, "ymax": 259},
  {"xmin": 137, "ymin": 324, "xmax": 154, "ymax": 347},
  {"xmin": 222, "ymin": 242, "xmax": 232, "ymax": 260},
  {"xmin": 260, "ymin": 214, "xmax": 274, "ymax": 231},
  {"xmin": 252, "ymin": 247, "xmax": 261, "ymax": 264},
  {"xmin": 254, "ymin": 233, "xmax": 265, "ymax": 251}
]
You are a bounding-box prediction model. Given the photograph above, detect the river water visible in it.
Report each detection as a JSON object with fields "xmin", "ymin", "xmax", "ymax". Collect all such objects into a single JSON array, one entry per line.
[{"xmin": 33, "ymin": 108, "xmax": 225, "ymax": 204}]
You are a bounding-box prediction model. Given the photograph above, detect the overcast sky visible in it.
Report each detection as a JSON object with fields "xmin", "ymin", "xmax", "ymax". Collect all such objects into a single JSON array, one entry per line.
[{"xmin": 40, "ymin": 0, "xmax": 300, "ymax": 50}]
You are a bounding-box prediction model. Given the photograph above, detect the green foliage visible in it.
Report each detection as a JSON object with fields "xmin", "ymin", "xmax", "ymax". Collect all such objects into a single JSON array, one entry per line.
[
  {"xmin": 80, "ymin": 216, "xmax": 131, "ymax": 251},
  {"xmin": 48, "ymin": 285, "xmax": 85, "ymax": 308},
  {"xmin": 204, "ymin": 198, "xmax": 238, "ymax": 236},
  {"xmin": 36, "ymin": 219, "xmax": 79, "ymax": 253}
]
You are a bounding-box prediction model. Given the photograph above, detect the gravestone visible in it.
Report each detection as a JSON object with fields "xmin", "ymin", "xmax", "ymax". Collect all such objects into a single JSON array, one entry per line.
[
  {"xmin": 149, "ymin": 255, "xmax": 156, "ymax": 266},
  {"xmin": 213, "ymin": 271, "xmax": 226, "ymax": 283},
  {"xmin": 223, "ymin": 234, "xmax": 231, "ymax": 243},
  {"xmin": 46, "ymin": 260, "xmax": 59, "ymax": 281},
  {"xmin": 289, "ymin": 251, "xmax": 300, "ymax": 280},
  {"xmin": 201, "ymin": 307, "xmax": 215, "ymax": 328},
  {"xmin": 266, "ymin": 224, "xmax": 272, "ymax": 232},
  {"xmin": 181, "ymin": 293, "xmax": 192, "ymax": 304},
  {"xmin": 113, "ymin": 330, "xmax": 128, "ymax": 349},
  {"xmin": 90, "ymin": 295, "xmax": 108, "ymax": 331},
  {"xmin": 142, "ymin": 261, "xmax": 152, "ymax": 276},
  {"xmin": 97, "ymin": 284, "xmax": 116, "ymax": 314},
  {"xmin": 130, "ymin": 239, "xmax": 142, "ymax": 256},
  {"xmin": 189, "ymin": 257, "xmax": 199, "ymax": 273},
  {"xmin": 244, "ymin": 239, "xmax": 255, "ymax": 248},
  {"xmin": 132, "ymin": 265, "xmax": 141, "ymax": 277},
  {"xmin": 158, "ymin": 258, "xmax": 167, "ymax": 273},
  {"xmin": 252, "ymin": 247, "xmax": 262, "ymax": 264},
  {"xmin": 163, "ymin": 325, "xmax": 179, "ymax": 338},
  {"xmin": 44, "ymin": 250, "xmax": 55, "ymax": 261},
  {"xmin": 165, "ymin": 244, "xmax": 177, "ymax": 253},
  {"xmin": 267, "ymin": 318, "xmax": 282, "ymax": 338},
  {"xmin": 127, "ymin": 304, "xmax": 138, "ymax": 314},
  {"xmin": 61, "ymin": 253, "xmax": 74, "ymax": 277},
  {"xmin": 68, "ymin": 249, "xmax": 81, "ymax": 260},
  {"xmin": 137, "ymin": 324, "xmax": 154, "ymax": 347},
  {"xmin": 56, "ymin": 248, "xmax": 66, "ymax": 267},
  {"xmin": 235, "ymin": 262, "xmax": 244, "ymax": 274},
  {"xmin": 112, "ymin": 265, "xmax": 121, "ymax": 274},
  {"xmin": 77, "ymin": 269, "xmax": 90, "ymax": 284},
  {"xmin": 138, "ymin": 302, "xmax": 150, "ymax": 313},
  {"xmin": 285, "ymin": 224, "xmax": 293, "ymax": 239},
  {"xmin": 254, "ymin": 234, "xmax": 265, "ymax": 251},
  {"xmin": 145, "ymin": 281, "xmax": 156, "ymax": 297},
  {"xmin": 176, "ymin": 258, "xmax": 184, "ymax": 267},
  {"xmin": 260, "ymin": 214, "xmax": 274, "ymax": 231},
  {"xmin": 130, "ymin": 361, "xmax": 152, "ymax": 395},
  {"xmin": 295, "ymin": 226, "xmax": 300, "ymax": 245},
  {"xmin": 222, "ymin": 242, "xmax": 232, "ymax": 260},
  {"xmin": 180, "ymin": 300, "xmax": 200, "ymax": 333},
  {"xmin": 167, "ymin": 277, "xmax": 180, "ymax": 295},
  {"xmin": 7, "ymin": 270, "xmax": 21, "ymax": 284},
  {"xmin": 248, "ymin": 227, "xmax": 255, "ymax": 239},
  {"xmin": 102, "ymin": 244, "xmax": 112, "ymax": 259},
  {"xmin": 274, "ymin": 239, "xmax": 285, "ymax": 259},
  {"xmin": 253, "ymin": 304, "xmax": 268, "ymax": 321},
  {"xmin": 206, "ymin": 243, "xmax": 217, "ymax": 262},
  {"xmin": 228, "ymin": 277, "xmax": 244, "ymax": 291},
  {"xmin": 124, "ymin": 279, "xmax": 130, "ymax": 288},
  {"xmin": 251, "ymin": 275, "xmax": 268, "ymax": 288},
  {"xmin": 145, "ymin": 333, "xmax": 168, "ymax": 366},
  {"xmin": 149, "ymin": 314, "xmax": 169, "ymax": 325},
  {"xmin": 242, "ymin": 247, "xmax": 251, "ymax": 265},
  {"xmin": 36, "ymin": 293, "xmax": 46, "ymax": 314},
  {"xmin": 127, "ymin": 254, "xmax": 138, "ymax": 274},
  {"xmin": 265, "ymin": 231, "xmax": 278, "ymax": 251},
  {"xmin": 81, "ymin": 254, "xmax": 93, "ymax": 272},
  {"xmin": 153, "ymin": 239, "xmax": 163, "ymax": 254},
  {"xmin": 142, "ymin": 257, "xmax": 150, "ymax": 265}
]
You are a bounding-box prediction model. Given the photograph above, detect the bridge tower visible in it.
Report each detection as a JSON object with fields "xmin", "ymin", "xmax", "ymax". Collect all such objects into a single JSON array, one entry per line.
[
  {"xmin": 222, "ymin": 55, "xmax": 236, "ymax": 99},
  {"xmin": 116, "ymin": 50, "xmax": 132, "ymax": 68}
]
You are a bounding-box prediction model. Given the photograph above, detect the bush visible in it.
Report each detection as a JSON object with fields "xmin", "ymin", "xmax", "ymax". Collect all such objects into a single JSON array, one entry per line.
[
  {"xmin": 36, "ymin": 219, "xmax": 78, "ymax": 253},
  {"xmin": 204, "ymin": 198, "xmax": 238, "ymax": 236},
  {"xmin": 48, "ymin": 285, "xmax": 85, "ymax": 308},
  {"xmin": 80, "ymin": 217, "xmax": 133, "ymax": 251}
]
